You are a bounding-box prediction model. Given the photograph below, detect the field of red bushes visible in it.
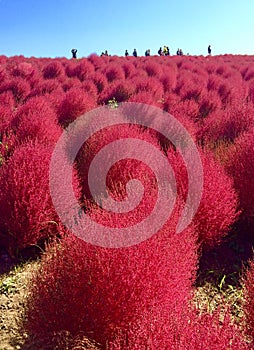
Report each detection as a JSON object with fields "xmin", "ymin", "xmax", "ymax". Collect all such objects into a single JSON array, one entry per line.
[{"xmin": 0, "ymin": 53, "xmax": 254, "ymax": 349}]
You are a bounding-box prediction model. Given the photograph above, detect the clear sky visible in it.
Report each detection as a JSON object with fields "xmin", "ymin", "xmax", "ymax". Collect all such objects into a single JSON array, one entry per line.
[{"xmin": 0, "ymin": 0, "xmax": 253, "ymax": 58}]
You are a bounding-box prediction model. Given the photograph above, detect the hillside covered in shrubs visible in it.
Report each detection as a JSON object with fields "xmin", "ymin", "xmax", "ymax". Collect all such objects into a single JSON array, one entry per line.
[{"xmin": 0, "ymin": 53, "xmax": 254, "ymax": 349}]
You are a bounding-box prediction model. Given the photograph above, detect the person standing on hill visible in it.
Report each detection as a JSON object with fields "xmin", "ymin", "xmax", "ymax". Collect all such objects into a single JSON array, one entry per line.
[
  {"xmin": 133, "ymin": 49, "xmax": 138, "ymax": 57},
  {"xmin": 208, "ymin": 45, "xmax": 212, "ymax": 55},
  {"xmin": 165, "ymin": 46, "xmax": 170, "ymax": 56},
  {"xmin": 71, "ymin": 48, "xmax": 77, "ymax": 58},
  {"xmin": 125, "ymin": 50, "xmax": 129, "ymax": 57},
  {"xmin": 158, "ymin": 47, "xmax": 163, "ymax": 56}
]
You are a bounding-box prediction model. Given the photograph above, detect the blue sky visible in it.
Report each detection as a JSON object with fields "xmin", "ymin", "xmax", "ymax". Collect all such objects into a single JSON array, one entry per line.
[{"xmin": 0, "ymin": 0, "xmax": 254, "ymax": 58}]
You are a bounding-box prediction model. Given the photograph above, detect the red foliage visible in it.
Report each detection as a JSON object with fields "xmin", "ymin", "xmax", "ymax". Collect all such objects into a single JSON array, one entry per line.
[
  {"xmin": 12, "ymin": 62, "xmax": 35, "ymax": 79},
  {"xmin": 133, "ymin": 76, "xmax": 164, "ymax": 100},
  {"xmin": 28, "ymin": 78, "xmax": 61, "ymax": 98},
  {"xmin": 92, "ymin": 72, "xmax": 108, "ymax": 93},
  {"xmin": 109, "ymin": 307, "xmax": 250, "ymax": 349},
  {"xmin": 43, "ymin": 60, "xmax": 65, "ymax": 79},
  {"xmin": 98, "ymin": 80, "xmax": 135, "ymax": 104},
  {"xmin": 76, "ymin": 123, "xmax": 162, "ymax": 201},
  {"xmin": 122, "ymin": 61, "xmax": 137, "ymax": 78},
  {"xmin": 167, "ymin": 148, "xmax": 239, "ymax": 248},
  {"xmin": 25, "ymin": 210, "xmax": 198, "ymax": 345},
  {"xmin": 81, "ymin": 80, "xmax": 98, "ymax": 100},
  {"xmin": 0, "ymin": 143, "xmax": 59, "ymax": 253},
  {"xmin": 225, "ymin": 129, "xmax": 254, "ymax": 226},
  {"xmin": 160, "ymin": 71, "xmax": 177, "ymax": 91},
  {"xmin": 0, "ymin": 77, "xmax": 30, "ymax": 104},
  {"xmin": 197, "ymin": 101, "xmax": 254, "ymax": 145},
  {"xmin": 73, "ymin": 59, "xmax": 95, "ymax": 81},
  {"xmin": 104, "ymin": 63, "xmax": 126, "ymax": 82},
  {"xmin": 87, "ymin": 54, "xmax": 107, "ymax": 70},
  {"xmin": 57, "ymin": 87, "xmax": 96, "ymax": 127},
  {"xmin": 9, "ymin": 96, "xmax": 62, "ymax": 148},
  {"xmin": 144, "ymin": 61, "xmax": 163, "ymax": 78},
  {"xmin": 128, "ymin": 91, "xmax": 163, "ymax": 107},
  {"xmin": 0, "ymin": 105, "xmax": 13, "ymax": 135}
]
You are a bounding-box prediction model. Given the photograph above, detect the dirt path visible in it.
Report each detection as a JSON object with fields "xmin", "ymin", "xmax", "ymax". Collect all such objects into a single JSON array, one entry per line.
[{"xmin": 0, "ymin": 252, "xmax": 37, "ymax": 350}]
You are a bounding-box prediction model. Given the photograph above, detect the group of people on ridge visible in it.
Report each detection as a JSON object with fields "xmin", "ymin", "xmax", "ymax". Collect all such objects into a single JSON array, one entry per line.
[{"xmin": 71, "ymin": 45, "xmax": 212, "ymax": 59}]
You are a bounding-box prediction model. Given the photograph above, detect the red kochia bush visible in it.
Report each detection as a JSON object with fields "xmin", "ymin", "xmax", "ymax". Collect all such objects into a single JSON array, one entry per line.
[
  {"xmin": 26, "ymin": 207, "xmax": 198, "ymax": 346},
  {"xmin": 0, "ymin": 77, "xmax": 30, "ymax": 104},
  {"xmin": 128, "ymin": 90, "xmax": 163, "ymax": 107},
  {"xmin": 9, "ymin": 96, "xmax": 62, "ymax": 148},
  {"xmin": 28, "ymin": 78, "xmax": 61, "ymax": 98},
  {"xmin": 0, "ymin": 90, "xmax": 15, "ymax": 109},
  {"xmin": 133, "ymin": 76, "xmax": 164, "ymax": 100},
  {"xmin": 98, "ymin": 80, "xmax": 135, "ymax": 104},
  {"xmin": 0, "ymin": 105, "xmax": 13, "ymax": 135},
  {"xmin": 73, "ymin": 59, "xmax": 95, "ymax": 81},
  {"xmin": 225, "ymin": 129, "xmax": 254, "ymax": 227},
  {"xmin": 76, "ymin": 122, "xmax": 163, "ymax": 202},
  {"xmin": 109, "ymin": 306, "xmax": 250, "ymax": 349},
  {"xmin": 12, "ymin": 62, "xmax": 35, "ymax": 78},
  {"xmin": 0, "ymin": 143, "xmax": 59, "ymax": 253},
  {"xmin": 92, "ymin": 72, "xmax": 108, "ymax": 93},
  {"xmin": 167, "ymin": 148, "xmax": 239, "ymax": 248},
  {"xmin": 104, "ymin": 63, "xmax": 125, "ymax": 82},
  {"xmin": 144, "ymin": 61, "xmax": 163, "ymax": 78},
  {"xmin": 57, "ymin": 87, "xmax": 96, "ymax": 127},
  {"xmin": 42, "ymin": 60, "xmax": 65, "ymax": 79}
]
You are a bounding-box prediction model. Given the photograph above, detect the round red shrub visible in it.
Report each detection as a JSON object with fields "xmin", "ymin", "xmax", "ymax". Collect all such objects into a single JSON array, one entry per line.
[
  {"xmin": 167, "ymin": 148, "xmax": 239, "ymax": 248},
  {"xmin": 104, "ymin": 63, "xmax": 125, "ymax": 82},
  {"xmin": 132, "ymin": 76, "xmax": 164, "ymax": 100},
  {"xmin": 25, "ymin": 208, "xmax": 198, "ymax": 345},
  {"xmin": 144, "ymin": 61, "xmax": 163, "ymax": 78},
  {"xmin": 122, "ymin": 62, "xmax": 136, "ymax": 78},
  {"xmin": 225, "ymin": 129, "xmax": 254, "ymax": 227},
  {"xmin": 57, "ymin": 88, "xmax": 96, "ymax": 127},
  {"xmin": 12, "ymin": 62, "xmax": 35, "ymax": 78},
  {"xmin": 98, "ymin": 80, "xmax": 135, "ymax": 104},
  {"xmin": 43, "ymin": 60, "xmax": 65, "ymax": 79},
  {"xmin": 0, "ymin": 77, "xmax": 31, "ymax": 104},
  {"xmin": 74, "ymin": 59, "xmax": 95, "ymax": 81},
  {"xmin": 28, "ymin": 78, "xmax": 61, "ymax": 98},
  {"xmin": 0, "ymin": 105, "xmax": 13, "ymax": 135},
  {"xmin": 0, "ymin": 143, "xmax": 59, "ymax": 253},
  {"xmin": 109, "ymin": 306, "xmax": 250, "ymax": 349},
  {"xmin": 10, "ymin": 96, "xmax": 62, "ymax": 148},
  {"xmin": 92, "ymin": 72, "xmax": 108, "ymax": 93}
]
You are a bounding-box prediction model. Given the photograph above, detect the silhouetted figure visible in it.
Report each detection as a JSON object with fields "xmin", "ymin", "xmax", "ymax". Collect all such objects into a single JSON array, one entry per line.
[
  {"xmin": 158, "ymin": 47, "xmax": 163, "ymax": 56},
  {"xmin": 133, "ymin": 49, "xmax": 138, "ymax": 57},
  {"xmin": 179, "ymin": 49, "xmax": 183, "ymax": 56},
  {"xmin": 71, "ymin": 49, "xmax": 77, "ymax": 59},
  {"xmin": 145, "ymin": 49, "xmax": 151, "ymax": 56},
  {"xmin": 165, "ymin": 46, "xmax": 170, "ymax": 56},
  {"xmin": 125, "ymin": 50, "xmax": 129, "ymax": 57},
  {"xmin": 176, "ymin": 48, "xmax": 180, "ymax": 56},
  {"xmin": 208, "ymin": 45, "xmax": 212, "ymax": 55},
  {"xmin": 104, "ymin": 50, "xmax": 109, "ymax": 56}
]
